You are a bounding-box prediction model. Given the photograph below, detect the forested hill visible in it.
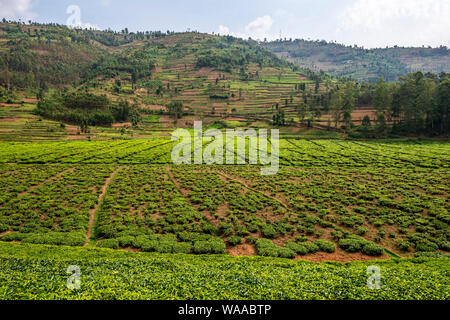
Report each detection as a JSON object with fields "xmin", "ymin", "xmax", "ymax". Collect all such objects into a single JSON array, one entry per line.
[
  {"xmin": 262, "ymin": 39, "xmax": 450, "ymax": 82},
  {"xmin": 0, "ymin": 21, "xmax": 292, "ymax": 89}
]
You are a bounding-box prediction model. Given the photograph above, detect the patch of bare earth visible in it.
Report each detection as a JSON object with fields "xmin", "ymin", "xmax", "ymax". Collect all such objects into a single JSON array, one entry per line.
[
  {"xmin": 0, "ymin": 118, "xmax": 19, "ymax": 122},
  {"xmin": 22, "ymin": 98, "xmax": 38, "ymax": 103},
  {"xmin": 66, "ymin": 135, "xmax": 88, "ymax": 141},
  {"xmin": 227, "ymin": 243, "xmax": 257, "ymax": 256},
  {"xmin": 141, "ymin": 104, "xmax": 167, "ymax": 111},
  {"xmin": 294, "ymin": 248, "xmax": 391, "ymax": 263},
  {"xmin": 112, "ymin": 122, "xmax": 132, "ymax": 128},
  {"xmin": 0, "ymin": 231, "xmax": 12, "ymax": 237}
]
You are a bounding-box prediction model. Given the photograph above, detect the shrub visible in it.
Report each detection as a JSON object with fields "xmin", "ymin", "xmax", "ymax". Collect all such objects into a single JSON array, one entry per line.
[
  {"xmin": 303, "ymin": 241, "xmax": 319, "ymax": 253},
  {"xmin": 97, "ymin": 239, "xmax": 119, "ymax": 249},
  {"xmin": 362, "ymin": 243, "xmax": 384, "ymax": 256},
  {"xmin": 255, "ymin": 239, "xmax": 279, "ymax": 257},
  {"xmin": 193, "ymin": 239, "xmax": 226, "ymax": 254},
  {"xmin": 416, "ymin": 240, "xmax": 438, "ymax": 252},
  {"xmin": 294, "ymin": 236, "xmax": 308, "ymax": 243},
  {"xmin": 218, "ymin": 223, "xmax": 234, "ymax": 236},
  {"xmin": 339, "ymin": 238, "xmax": 367, "ymax": 253},
  {"xmin": 0, "ymin": 224, "xmax": 9, "ymax": 233},
  {"xmin": 227, "ymin": 236, "xmax": 242, "ymax": 246},
  {"xmin": 193, "ymin": 241, "xmax": 210, "ymax": 254},
  {"xmin": 261, "ymin": 224, "xmax": 277, "ymax": 238},
  {"xmin": 0, "ymin": 232, "xmax": 21, "ymax": 242},
  {"xmin": 396, "ymin": 240, "xmax": 411, "ymax": 252},
  {"xmin": 177, "ymin": 232, "xmax": 211, "ymax": 242},
  {"xmin": 155, "ymin": 241, "xmax": 174, "ymax": 253},
  {"xmin": 210, "ymin": 239, "xmax": 226, "ymax": 254},
  {"xmin": 315, "ymin": 240, "xmax": 336, "ymax": 253},
  {"xmin": 117, "ymin": 236, "xmax": 135, "ymax": 247},
  {"xmin": 140, "ymin": 240, "xmax": 158, "ymax": 252},
  {"xmin": 285, "ymin": 242, "xmax": 308, "ymax": 255},
  {"xmin": 235, "ymin": 225, "xmax": 249, "ymax": 237},
  {"xmin": 438, "ymin": 241, "xmax": 450, "ymax": 251},
  {"xmin": 172, "ymin": 242, "xmax": 192, "ymax": 254},
  {"xmin": 97, "ymin": 225, "xmax": 118, "ymax": 238},
  {"xmin": 18, "ymin": 232, "xmax": 85, "ymax": 246},
  {"xmin": 133, "ymin": 235, "xmax": 150, "ymax": 248},
  {"xmin": 356, "ymin": 227, "xmax": 368, "ymax": 235},
  {"xmin": 278, "ymin": 247, "xmax": 296, "ymax": 259}
]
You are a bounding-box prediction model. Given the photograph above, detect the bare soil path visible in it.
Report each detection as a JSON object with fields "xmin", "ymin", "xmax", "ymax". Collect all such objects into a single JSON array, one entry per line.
[
  {"xmin": 18, "ymin": 167, "xmax": 74, "ymax": 197},
  {"xmin": 215, "ymin": 170, "xmax": 290, "ymax": 209},
  {"xmin": 84, "ymin": 166, "xmax": 123, "ymax": 246},
  {"xmin": 165, "ymin": 166, "xmax": 219, "ymax": 227}
]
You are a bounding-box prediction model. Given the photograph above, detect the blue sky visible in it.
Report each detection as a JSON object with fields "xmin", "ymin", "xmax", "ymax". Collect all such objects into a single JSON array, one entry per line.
[{"xmin": 1, "ymin": 0, "xmax": 449, "ymax": 48}]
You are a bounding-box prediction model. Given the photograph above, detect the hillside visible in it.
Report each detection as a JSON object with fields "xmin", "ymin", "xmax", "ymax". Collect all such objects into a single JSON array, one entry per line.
[
  {"xmin": 0, "ymin": 22, "xmax": 337, "ymax": 138},
  {"xmin": 0, "ymin": 22, "xmax": 449, "ymax": 141},
  {"xmin": 263, "ymin": 39, "xmax": 450, "ymax": 82},
  {"xmin": 0, "ymin": 21, "xmax": 449, "ymax": 303}
]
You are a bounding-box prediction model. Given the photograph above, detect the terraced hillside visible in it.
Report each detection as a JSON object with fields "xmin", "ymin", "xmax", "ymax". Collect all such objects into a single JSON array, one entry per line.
[
  {"xmin": 0, "ymin": 22, "xmax": 342, "ymax": 134},
  {"xmin": 263, "ymin": 39, "xmax": 450, "ymax": 82}
]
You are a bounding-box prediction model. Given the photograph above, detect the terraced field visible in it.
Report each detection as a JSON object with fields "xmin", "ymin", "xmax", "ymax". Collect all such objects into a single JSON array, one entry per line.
[{"xmin": 0, "ymin": 139, "xmax": 448, "ymax": 263}]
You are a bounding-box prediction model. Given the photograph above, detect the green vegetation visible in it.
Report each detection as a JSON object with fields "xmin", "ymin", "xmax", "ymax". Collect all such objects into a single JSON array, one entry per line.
[
  {"xmin": 0, "ymin": 242, "xmax": 448, "ymax": 300},
  {"xmin": 35, "ymin": 92, "xmax": 140, "ymax": 128},
  {"xmin": 1, "ymin": 22, "xmax": 448, "ymax": 138},
  {"xmin": 0, "ymin": 20, "xmax": 449, "ymax": 301},
  {"xmin": 0, "ymin": 139, "xmax": 447, "ymax": 260},
  {"xmin": 263, "ymin": 39, "xmax": 449, "ymax": 82}
]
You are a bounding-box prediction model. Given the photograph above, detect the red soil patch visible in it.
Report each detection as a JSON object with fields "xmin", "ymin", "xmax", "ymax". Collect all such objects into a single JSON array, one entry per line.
[
  {"xmin": 141, "ymin": 104, "xmax": 167, "ymax": 111},
  {"xmin": 112, "ymin": 122, "xmax": 132, "ymax": 128},
  {"xmin": 227, "ymin": 243, "xmax": 257, "ymax": 256},
  {"xmin": 0, "ymin": 118, "xmax": 19, "ymax": 122},
  {"xmin": 66, "ymin": 135, "xmax": 88, "ymax": 141},
  {"xmin": 22, "ymin": 98, "xmax": 38, "ymax": 103},
  {"xmin": 294, "ymin": 249, "xmax": 391, "ymax": 263}
]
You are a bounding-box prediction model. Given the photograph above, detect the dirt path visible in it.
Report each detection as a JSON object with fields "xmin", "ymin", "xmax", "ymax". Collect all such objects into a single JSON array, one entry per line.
[
  {"xmin": 215, "ymin": 170, "xmax": 290, "ymax": 209},
  {"xmin": 18, "ymin": 167, "xmax": 74, "ymax": 197},
  {"xmin": 84, "ymin": 166, "xmax": 123, "ymax": 246},
  {"xmin": 0, "ymin": 231, "xmax": 12, "ymax": 237},
  {"xmin": 165, "ymin": 166, "xmax": 219, "ymax": 226}
]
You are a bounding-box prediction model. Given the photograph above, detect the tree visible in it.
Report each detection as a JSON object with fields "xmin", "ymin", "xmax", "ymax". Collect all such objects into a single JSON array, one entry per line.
[
  {"xmin": 330, "ymin": 90, "xmax": 343, "ymax": 128},
  {"xmin": 373, "ymin": 77, "xmax": 392, "ymax": 120},
  {"xmin": 167, "ymin": 101, "xmax": 183, "ymax": 119},
  {"xmin": 342, "ymin": 82, "xmax": 356, "ymax": 128},
  {"xmin": 435, "ymin": 77, "xmax": 450, "ymax": 134}
]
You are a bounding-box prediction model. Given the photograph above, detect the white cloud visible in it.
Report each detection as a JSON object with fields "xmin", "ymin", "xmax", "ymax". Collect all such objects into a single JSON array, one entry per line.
[
  {"xmin": 217, "ymin": 15, "xmax": 274, "ymax": 41},
  {"xmin": 217, "ymin": 25, "xmax": 231, "ymax": 35},
  {"xmin": 338, "ymin": 0, "xmax": 450, "ymax": 47},
  {"xmin": 245, "ymin": 15, "xmax": 273, "ymax": 40},
  {"xmin": 0, "ymin": 0, "xmax": 35, "ymax": 20}
]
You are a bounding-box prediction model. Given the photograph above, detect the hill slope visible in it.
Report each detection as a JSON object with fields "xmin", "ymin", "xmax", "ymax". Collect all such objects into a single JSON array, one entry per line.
[{"xmin": 263, "ymin": 39, "xmax": 450, "ymax": 82}]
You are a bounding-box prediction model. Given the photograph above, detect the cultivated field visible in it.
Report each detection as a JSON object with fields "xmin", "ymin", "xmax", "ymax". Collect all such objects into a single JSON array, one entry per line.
[{"xmin": 0, "ymin": 139, "xmax": 448, "ymax": 264}]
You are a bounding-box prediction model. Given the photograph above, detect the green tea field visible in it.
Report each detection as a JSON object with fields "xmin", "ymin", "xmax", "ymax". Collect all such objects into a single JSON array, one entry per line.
[{"xmin": 0, "ymin": 139, "xmax": 448, "ymax": 265}]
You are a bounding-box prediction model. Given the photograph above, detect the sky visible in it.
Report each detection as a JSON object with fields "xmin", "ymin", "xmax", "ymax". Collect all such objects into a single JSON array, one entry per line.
[{"xmin": 1, "ymin": 0, "xmax": 449, "ymax": 48}]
